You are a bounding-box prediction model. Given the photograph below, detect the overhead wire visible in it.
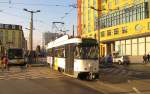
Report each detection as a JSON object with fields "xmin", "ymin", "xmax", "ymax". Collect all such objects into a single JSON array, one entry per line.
[
  {"xmin": 60, "ymin": 9, "xmax": 73, "ymax": 20},
  {"xmin": 0, "ymin": 0, "xmax": 77, "ymax": 31}
]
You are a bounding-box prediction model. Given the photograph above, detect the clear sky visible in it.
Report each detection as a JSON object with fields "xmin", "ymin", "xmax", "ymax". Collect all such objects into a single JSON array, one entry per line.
[{"xmin": 0, "ymin": 0, "xmax": 77, "ymax": 49}]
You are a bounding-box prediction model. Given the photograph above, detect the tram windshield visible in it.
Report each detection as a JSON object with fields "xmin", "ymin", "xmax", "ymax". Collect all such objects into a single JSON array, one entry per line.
[
  {"xmin": 7, "ymin": 48, "xmax": 24, "ymax": 59},
  {"xmin": 74, "ymin": 45, "xmax": 98, "ymax": 59}
]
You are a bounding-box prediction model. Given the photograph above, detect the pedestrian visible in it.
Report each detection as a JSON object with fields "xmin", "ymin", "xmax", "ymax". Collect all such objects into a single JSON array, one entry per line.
[
  {"xmin": 143, "ymin": 54, "xmax": 147, "ymax": 63},
  {"xmin": 27, "ymin": 51, "xmax": 32, "ymax": 69},
  {"xmin": 2, "ymin": 55, "xmax": 9, "ymax": 71},
  {"xmin": 147, "ymin": 54, "xmax": 150, "ymax": 63},
  {"xmin": 108, "ymin": 54, "xmax": 113, "ymax": 64},
  {"xmin": 1, "ymin": 56, "xmax": 4, "ymax": 72}
]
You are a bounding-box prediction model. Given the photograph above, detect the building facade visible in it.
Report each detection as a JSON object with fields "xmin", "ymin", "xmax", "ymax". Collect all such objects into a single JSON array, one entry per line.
[
  {"xmin": 42, "ymin": 32, "xmax": 61, "ymax": 47},
  {"xmin": 0, "ymin": 24, "xmax": 27, "ymax": 55},
  {"xmin": 78, "ymin": 0, "xmax": 150, "ymax": 63}
]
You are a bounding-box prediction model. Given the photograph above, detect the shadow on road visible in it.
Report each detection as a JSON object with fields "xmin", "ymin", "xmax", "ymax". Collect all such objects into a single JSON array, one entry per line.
[{"xmin": 99, "ymin": 64, "xmax": 150, "ymax": 84}]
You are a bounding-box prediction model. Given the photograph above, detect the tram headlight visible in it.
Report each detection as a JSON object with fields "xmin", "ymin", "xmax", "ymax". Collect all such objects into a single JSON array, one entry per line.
[{"xmin": 88, "ymin": 64, "xmax": 91, "ymax": 67}]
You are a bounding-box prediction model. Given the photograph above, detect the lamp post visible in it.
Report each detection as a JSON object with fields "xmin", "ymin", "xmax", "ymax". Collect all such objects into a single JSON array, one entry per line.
[{"xmin": 23, "ymin": 8, "xmax": 40, "ymax": 51}]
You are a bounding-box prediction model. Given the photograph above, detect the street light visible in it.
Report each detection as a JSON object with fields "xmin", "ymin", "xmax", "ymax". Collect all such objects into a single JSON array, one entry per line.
[{"xmin": 23, "ymin": 8, "xmax": 40, "ymax": 51}]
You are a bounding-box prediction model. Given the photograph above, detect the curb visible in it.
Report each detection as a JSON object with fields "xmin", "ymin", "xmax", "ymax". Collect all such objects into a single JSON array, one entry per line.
[{"xmin": 63, "ymin": 73, "xmax": 77, "ymax": 78}]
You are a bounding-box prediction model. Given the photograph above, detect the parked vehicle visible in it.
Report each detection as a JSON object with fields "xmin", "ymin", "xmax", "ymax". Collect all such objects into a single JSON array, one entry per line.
[{"xmin": 112, "ymin": 52, "xmax": 129, "ymax": 65}]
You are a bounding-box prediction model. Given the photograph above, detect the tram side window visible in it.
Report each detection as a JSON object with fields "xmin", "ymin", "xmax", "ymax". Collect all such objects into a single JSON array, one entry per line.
[
  {"xmin": 56, "ymin": 48, "xmax": 65, "ymax": 58},
  {"xmin": 74, "ymin": 46, "xmax": 80, "ymax": 58},
  {"xmin": 55, "ymin": 49, "xmax": 58, "ymax": 57},
  {"xmin": 47, "ymin": 49, "xmax": 53, "ymax": 56}
]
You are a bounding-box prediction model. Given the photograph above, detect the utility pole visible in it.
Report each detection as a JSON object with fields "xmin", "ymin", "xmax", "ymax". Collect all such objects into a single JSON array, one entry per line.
[{"xmin": 23, "ymin": 8, "xmax": 40, "ymax": 51}]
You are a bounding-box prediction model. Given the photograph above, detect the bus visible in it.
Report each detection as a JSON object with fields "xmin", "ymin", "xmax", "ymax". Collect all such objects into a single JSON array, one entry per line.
[
  {"xmin": 46, "ymin": 35, "xmax": 99, "ymax": 80},
  {"xmin": 7, "ymin": 48, "xmax": 26, "ymax": 65}
]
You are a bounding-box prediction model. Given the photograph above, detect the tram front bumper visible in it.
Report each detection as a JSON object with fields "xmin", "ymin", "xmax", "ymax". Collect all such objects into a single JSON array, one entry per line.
[{"xmin": 78, "ymin": 72, "xmax": 99, "ymax": 79}]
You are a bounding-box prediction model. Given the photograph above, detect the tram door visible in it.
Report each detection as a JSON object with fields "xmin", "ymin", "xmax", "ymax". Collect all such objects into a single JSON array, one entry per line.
[{"xmin": 65, "ymin": 44, "xmax": 74, "ymax": 75}]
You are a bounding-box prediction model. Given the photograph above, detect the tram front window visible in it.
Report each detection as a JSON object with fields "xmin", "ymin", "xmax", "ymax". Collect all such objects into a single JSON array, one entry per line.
[
  {"xmin": 74, "ymin": 46, "xmax": 98, "ymax": 59},
  {"xmin": 8, "ymin": 49, "xmax": 23, "ymax": 59}
]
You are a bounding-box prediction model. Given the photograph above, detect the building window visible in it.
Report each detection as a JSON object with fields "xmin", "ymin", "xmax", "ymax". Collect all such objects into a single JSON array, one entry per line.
[
  {"xmin": 115, "ymin": 0, "xmax": 119, "ymax": 5},
  {"xmin": 108, "ymin": 2, "xmax": 112, "ymax": 9},
  {"xmin": 5, "ymin": 30, "xmax": 8, "ymax": 42},
  {"xmin": 88, "ymin": 0, "xmax": 91, "ymax": 32},
  {"xmin": 0, "ymin": 31, "xmax": 3, "ymax": 42},
  {"xmin": 114, "ymin": 28, "xmax": 119, "ymax": 35},
  {"xmin": 107, "ymin": 30, "xmax": 111, "ymax": 36},
  {"xmin": 19, "ymin": 26, "xmax": 22, "ymax": 30},
  {"xmin": 101, "ymin": 31, "xmax": 105, "ymax": 37},
  {"xmin": 97, "ymin": 2, "xmax": 148, "ymax": 29},
  {"xmin": 12, "ymin": 25, "xmax": 16, "ymax": 29},
  {"xmin": 148, "ymin": 22, "xmax": 150, "ymax": 30},
  {"xmin": 122, "ymin": 26, "xmax": 127, "ymax": 33},
  {"xmin": 5, "ymin": 24, "xmax": 9, "ymax": 29},
  {"xmin": 94, "ymin": 0, "xmax": 97, "ymax": 31},
  {"xmin": 0, "ymin": 24, "xmax": 3, "ymax": 29}
]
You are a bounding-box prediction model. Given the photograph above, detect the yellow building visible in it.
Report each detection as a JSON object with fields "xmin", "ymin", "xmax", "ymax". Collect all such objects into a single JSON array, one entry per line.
[
  {"xmin": 80, "ymin": 0, "xmax": 150, "ymax": 63},
  {"xmin": 0, "ymin": 24, "xmax": 27, "ymax": 55}
]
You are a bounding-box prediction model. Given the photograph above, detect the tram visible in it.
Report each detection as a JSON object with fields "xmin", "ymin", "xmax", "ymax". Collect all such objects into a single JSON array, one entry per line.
[{"xmin": 46, "ymin": 35, "xmax": 99, "ymax": 80}]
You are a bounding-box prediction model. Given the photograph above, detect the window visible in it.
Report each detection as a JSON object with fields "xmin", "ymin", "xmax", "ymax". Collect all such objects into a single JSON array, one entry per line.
[
  {"xmin": 114, "ymin": 28, "xmax": 119, "ymax": 35},
  {"xmin": 98, "ymin": 2, "xmax": 148, "ymax": 29},
  {"xmin": 0, "ymin": 24, "xmax": 3, "ymax": 29},
  {"xmin": 12, "ymin": 25, "xmax": 16, "ymax": 29},
  {"xmin": 0, "ymin": 31, "xmax": 3, "ymax": 42},
  {"xmin": 19, "ymin": 26, "xmax": 22, "ymax": 30},
  {"xmin": 107, "ymin": 30, "xmax": 111, "ymax": 36},
  {"xmin": 102, "ymin": 0, "xmax": 107, "ymax": 3},
  {"xmin": 148, "ymin": 22, "xmax": 150, "ymax": 30},
  {"xmin": 88, "ymin": 0, "xmax": 91, "ymax": 32},
  {"xmin": 5, "ymin": 24, "xmax": 9, "ymax": 29},
  {"xmin": 122, "ymin": 26, "xmax": 127, "ymax": 33},
  {"xmin": 115, "ymin": 0, "xmax": 119, "ymax": 5},
  {"xmin": 108, "ymin": 2, "xmax": 112, "ymax": 9},
  {"xmin": 101, "ymin": 31, "xmax": 105, "ymax": 37}
]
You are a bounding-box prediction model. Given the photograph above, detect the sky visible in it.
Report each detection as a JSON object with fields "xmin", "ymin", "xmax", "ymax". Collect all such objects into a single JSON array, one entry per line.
[{"xmin": 0, "ymin": 0, "xmax": 77, "ymax": 49}]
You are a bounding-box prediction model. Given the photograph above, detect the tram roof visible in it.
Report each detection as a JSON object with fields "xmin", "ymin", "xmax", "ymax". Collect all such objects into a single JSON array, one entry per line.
[{"xmin": 47, "ymin": 37, "xmax": 82, "ymax": 49}]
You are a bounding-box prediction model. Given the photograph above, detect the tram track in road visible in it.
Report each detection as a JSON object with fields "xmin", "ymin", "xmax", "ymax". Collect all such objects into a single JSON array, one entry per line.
[
  {"xmin": 71, "ymin": 78, "xmax": 133, "ymax": 94},
  {"xmin": 0, "ymin": 67, "xmax": 68, "ymax": 80},
  {"xmin": 98, "ymin": 65, "xmax": 150, "ymax": 94}
]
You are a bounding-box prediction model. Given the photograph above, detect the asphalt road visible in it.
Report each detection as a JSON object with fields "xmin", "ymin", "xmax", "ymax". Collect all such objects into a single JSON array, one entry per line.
[
  {"xmin": 0, "ymin": 67, "xmax": 103, "ymax": 94},
  {"xmin": 0, "ymin": 65, "xmax": 150, "ymax": 94}
]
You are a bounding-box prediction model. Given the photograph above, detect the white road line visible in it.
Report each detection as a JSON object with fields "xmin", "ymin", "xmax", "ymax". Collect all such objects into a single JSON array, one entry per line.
[{"xmin": 132, "ymin": 87, "xmax": 142, "ymax": 94}]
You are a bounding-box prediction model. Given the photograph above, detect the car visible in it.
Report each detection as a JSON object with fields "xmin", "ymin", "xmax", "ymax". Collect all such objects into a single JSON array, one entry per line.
[{"xmin": 113, "ymin": 55, "xmax": 129, "ymax": 65}]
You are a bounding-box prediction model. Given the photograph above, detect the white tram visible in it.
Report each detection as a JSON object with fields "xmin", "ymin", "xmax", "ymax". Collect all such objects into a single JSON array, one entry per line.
[{"xmin": 46, "ymin": 35, "xmax": 99, "ymax": 80}]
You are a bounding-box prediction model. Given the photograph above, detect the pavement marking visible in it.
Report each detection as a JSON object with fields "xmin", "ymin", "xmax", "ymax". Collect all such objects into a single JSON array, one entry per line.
[{"xmin": 132, "ymin": 87, "xmax": 142, "ymax": 94}]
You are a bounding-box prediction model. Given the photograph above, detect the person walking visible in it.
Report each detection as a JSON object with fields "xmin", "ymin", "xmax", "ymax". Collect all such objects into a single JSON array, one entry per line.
[
  {"xmin": 1, "ymin": 56, "xmax": 4, "ymax": 72},
  {"xmin": 2, "ymin": 55, "xmax": 9, "ymax": 71},
  {"xmin": 147, "ymin": 54, "xmax": 150, "ymax": 63},
  {"xmin": 27, "ymin": 51, "xmax": 32, "ymax": 70},
  {"xmin": 143, "ymin": 54, "xmax": 147, "ymax": 63}
]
